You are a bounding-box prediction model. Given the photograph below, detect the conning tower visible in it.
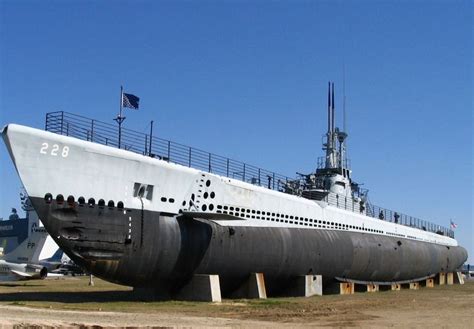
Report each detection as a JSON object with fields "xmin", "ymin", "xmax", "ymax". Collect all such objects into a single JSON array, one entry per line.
[{"xmin": 298, "ymin": 82, "xmax": 367, "ymax": 206}]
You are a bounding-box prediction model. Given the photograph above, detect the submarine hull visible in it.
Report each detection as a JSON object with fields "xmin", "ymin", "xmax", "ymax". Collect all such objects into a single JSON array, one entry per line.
[{"xmin": 32, "ymin": 198, "xmax": 468, "ymax": 295}]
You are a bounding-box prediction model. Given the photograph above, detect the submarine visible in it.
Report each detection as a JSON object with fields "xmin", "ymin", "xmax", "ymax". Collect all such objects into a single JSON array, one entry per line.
[{"xmin": 1, "ymin": 83, "xmax": 467, "ymax": 296}]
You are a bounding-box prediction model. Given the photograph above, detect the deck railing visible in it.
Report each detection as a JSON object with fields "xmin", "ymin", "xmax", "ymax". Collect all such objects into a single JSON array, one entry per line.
[
  {"xmin": 45, "ymin": 111, "xmax": 291, "ymax": 190},
  {"xmin": 320, "ymin": 192, "xmax": 454, "ymax": 238},
  {"xmin": 44, "ymin": 111, "xmax": 454, "ymax": 239}
]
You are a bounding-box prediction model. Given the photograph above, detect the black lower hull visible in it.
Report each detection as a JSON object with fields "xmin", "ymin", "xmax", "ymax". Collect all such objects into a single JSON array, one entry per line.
[{"xmin": 31, "ymin": 197, "xmax": 468, "ymax": 295}]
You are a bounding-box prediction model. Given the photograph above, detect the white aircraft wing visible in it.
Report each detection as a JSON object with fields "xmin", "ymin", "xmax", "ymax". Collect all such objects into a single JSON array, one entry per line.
[{"xmin": 10, "ymin": 269, "xmax": 33, "ymax": 278}]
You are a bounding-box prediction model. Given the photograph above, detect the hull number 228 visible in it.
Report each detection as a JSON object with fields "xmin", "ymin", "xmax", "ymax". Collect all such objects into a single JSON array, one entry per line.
[{"xmin": 40, "ymin": 142, "xmax": 69, "ymax": 158}]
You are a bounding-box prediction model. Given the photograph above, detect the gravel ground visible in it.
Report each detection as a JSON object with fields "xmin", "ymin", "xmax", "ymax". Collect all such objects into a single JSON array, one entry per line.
[{"xmin": 0, "ymin": 277, "xmax": 472, "ymax": 328}]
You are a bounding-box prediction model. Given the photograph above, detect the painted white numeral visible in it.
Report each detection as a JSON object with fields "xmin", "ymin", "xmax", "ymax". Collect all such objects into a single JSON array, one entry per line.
[
  {"xmin": 39, "ymin": 143, "xmax": 70, "ymax": 158},
  {"xmin": 51, "ymin": 144, "xmax": 59, "ymax": 156},
  {"xmin": 62, "ymin": 146, "xmax": 69, "ymax": 157},
  {"xmin": 40, "ymin": 143, "xmax": 48, "ymax": 154}
]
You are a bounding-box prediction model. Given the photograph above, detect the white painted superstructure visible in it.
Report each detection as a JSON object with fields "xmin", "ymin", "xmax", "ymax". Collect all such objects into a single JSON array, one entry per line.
[{"xmin": 3, "ymin": 123, "xmax": 457, "ymax": 251}]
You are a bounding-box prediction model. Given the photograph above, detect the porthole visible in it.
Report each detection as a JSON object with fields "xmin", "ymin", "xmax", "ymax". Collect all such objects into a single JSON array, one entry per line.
[
  {"xmin": 117, "ymin": 201, "xmax": 124, "ymax": 209},
  {"xmin": 203, "ymin": 192, "xmax": 209, "ymax": 199},
  {"xmin": 182, "ymin": 200, "xmax": 187, "ymax": 206},
  {"xmin": 202, "ymin": 204, "xmax": 207, "ymax": 211},
  {"xmin": 44, "ymin": 193, "xmax": 53, "ymax": 203},
  {"xmin": 98, "ymin": 199, "xmax": 105, "ymax": 207},
  {"xmin": 209, "ymin": 204, "xmax": 214, "ymax": 211},
  {"xmin": 206, "ymin": 180, "xmax": 211, "ymax": 187},
  {"xmin": 108, "ymin": 200, "xmax": 115, "ymax": 207},
  {"xmin": 161, "ymin": 197, "xmax": 167, "ymax": 202},
  {"xmin": 67, "ymin": 195, "xmax": 75, "ymax": 205},
  {"xmin": 56, "ymin": 194, "xmax": 64, "ymax": 204},
  {"xmin": 210, "ymin": 192, "xmax": 215, "ymax": 198},
  {"xmin": 88, "ymin": 198, "xmax": 95, "ymax": 206},
  {"xmin": 169, "ymin": 198, "xmax": 175, "ymax": 203},
  {"xmin": 78, "ymin": 197, "xmax": 85, "ymax": 205}
]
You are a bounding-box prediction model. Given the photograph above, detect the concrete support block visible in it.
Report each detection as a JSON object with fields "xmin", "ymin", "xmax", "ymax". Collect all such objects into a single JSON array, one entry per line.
[
  {"xmin": 366, "ymin": 284, "xmax": 379, "ymax": 292},
  {"xmin": 391, "ymin": 283, "xmax": 401, "ymax": 291},
  {"xmin": 454, "ymin": 272, "xmax": 465, "ymax": 285},
  {"xmin": 340, "ymin": 282, "xmax": 354, "ymax": 295},
  {"xmin": 409, "ymin": 282, "xmax": 420, "ymax": 290},
  {"xmin": 231, "ymin": 273, "xmax": 267, "ymax": 299},
  {"xmin": 176, "ymin": 274, "xmax": 222, "ymax": 302},
  {"xmin": 425, "ymin": 278, "xmax": 434, "ymax": 288},
  {"xmin": 286, "ymin": 275, "xmax": 323, "ymax": 297},
  {"xmin": 436, "ymin": 272, "xmax": 446, "ymax": 285},
  {"xmin": 306, "ymin": 275, "xmax": 323, "ymax": 296},
  {"xmin": 447, "ymin": 272, "xmax": 454, "ymax": 285}
]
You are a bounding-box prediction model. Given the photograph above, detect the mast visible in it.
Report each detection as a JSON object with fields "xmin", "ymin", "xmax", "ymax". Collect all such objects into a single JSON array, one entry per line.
[
  {"xmin": 325, "ymin": 82, "xmax": 334, "ymax": 169},
  {"xmin": 115, "ymin": 86, "xmax": 126, "ymax": 149}
]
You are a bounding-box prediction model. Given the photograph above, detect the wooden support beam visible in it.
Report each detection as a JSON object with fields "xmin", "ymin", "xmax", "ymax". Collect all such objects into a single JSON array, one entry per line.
[
  {"xmin": 355, "ymin": 283, "xmax": 379, "ymax": 293},
  {"xmin": 425, "ymin": 278, "xmax": 434, "ymax": 288},
  {"xmin": 409, "ymin": 282, "xmax": 420, "ymax": 290},
  {"xmin": 454, "ymin": 272, "xmax": 465, "ymax": 285},
  {"xmin": 340, "ymin": 282, "xmax": 354, "ymax": 295},
  {"xmin": 447, "ymin": 272, "xmax": 454, "ymax": 285},
  {"xmin": 366, "ymin": 284, "xmax": 379, "ymax": 292},
  {"xmin": 436, "ymin": 272, "xmax": 446, "ymax": 285}
]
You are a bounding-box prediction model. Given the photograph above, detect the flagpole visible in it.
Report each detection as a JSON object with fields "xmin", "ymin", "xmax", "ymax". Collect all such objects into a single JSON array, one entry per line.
[
  {"xmin": 115, "ymin": 85, "xmax": 126, "ymax": 149},
  {"xmin": 120, "ymin": 85, "xmax": 123, "ymax": 121}
]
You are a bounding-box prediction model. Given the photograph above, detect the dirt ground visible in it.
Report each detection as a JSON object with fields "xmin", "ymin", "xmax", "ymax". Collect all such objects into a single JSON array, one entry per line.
[{"xmin": 0, "ymin": 276, "xmax": 473, "ymax": 328}]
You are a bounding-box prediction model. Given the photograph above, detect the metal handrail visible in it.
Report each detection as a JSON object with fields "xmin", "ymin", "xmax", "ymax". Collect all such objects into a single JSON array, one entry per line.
[
  {"xmin": 45, "ymin": 111, "xmax": 291, "ymax": 190},
  {"xmin": 44, "ymin": 111, "xmax": 454, "ymax": 239},
  {"xmin": 321, "ymin": 191, "xmax": 454, "ymax": 238}
]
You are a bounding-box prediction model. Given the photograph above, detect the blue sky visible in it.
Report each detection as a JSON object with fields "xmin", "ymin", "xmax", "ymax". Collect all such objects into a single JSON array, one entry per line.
[{"xmin": 0, "ymin": 1, "xmax": 472, "ymax": 262}]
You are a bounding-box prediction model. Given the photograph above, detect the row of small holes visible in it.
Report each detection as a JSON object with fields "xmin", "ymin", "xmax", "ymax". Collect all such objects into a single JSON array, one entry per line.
[{"xmin": 214, "ymin": 204, "xmax": 383, "ymax": 233}]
